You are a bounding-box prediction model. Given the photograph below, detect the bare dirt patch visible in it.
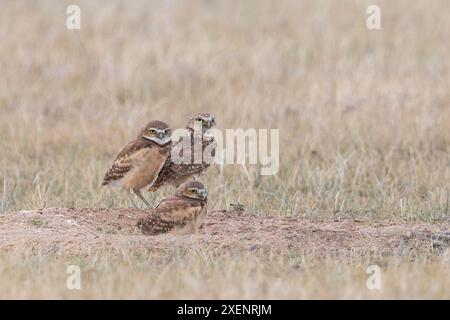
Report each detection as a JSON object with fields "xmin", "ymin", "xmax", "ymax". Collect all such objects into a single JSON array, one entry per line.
[{"xmin": 0, "ymin": 208, "xmax": 449, "ymax": 257}]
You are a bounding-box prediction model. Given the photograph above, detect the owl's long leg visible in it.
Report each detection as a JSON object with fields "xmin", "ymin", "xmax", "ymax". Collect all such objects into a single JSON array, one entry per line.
[
  {"xmin": 128, "ymin": 189, "xmax": 138, "ymax": 208},
  {"xmin": 133, "ymin": 188, "xmax": 151, "ymax": 207}
]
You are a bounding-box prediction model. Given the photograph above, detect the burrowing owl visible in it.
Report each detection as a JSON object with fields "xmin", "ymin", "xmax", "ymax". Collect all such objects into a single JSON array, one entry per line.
[
  {"xmin": 137, "ymin": 181, "xmax": 208, "ymax": 235},
  {"xmin": 148, "ymin": 113, "xmax": 216, "ymax": 192},
  {"xmin": 102, "ymin": 120, "xmax": 172, "ymax": 207}
]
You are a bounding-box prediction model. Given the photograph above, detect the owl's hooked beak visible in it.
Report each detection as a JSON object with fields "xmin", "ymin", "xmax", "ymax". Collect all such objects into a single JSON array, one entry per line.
[
  {"xmin": 198, "ymin": 189, "xmax": 207, "ymax": 200},
  {"xmin": 157, "ymin": 131, "xmax": 165, "ymax": 139}
]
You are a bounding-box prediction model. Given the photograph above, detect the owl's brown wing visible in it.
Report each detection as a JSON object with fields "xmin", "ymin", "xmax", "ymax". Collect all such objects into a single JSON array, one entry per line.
[
  {"xmin": 137, "ymin": 197, "xmax": 205, "ymax": 235},
  {"xmin": 101, "ymin": 139, "xmax": 152, "ymax": 186},
  {"xmin": 149, "ymin": 137, "xmax": 216, "ymax": 191}
]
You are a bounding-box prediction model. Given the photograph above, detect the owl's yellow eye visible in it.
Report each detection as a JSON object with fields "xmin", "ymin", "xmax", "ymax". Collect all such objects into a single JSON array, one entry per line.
[
  {"xmin": 149, "ymin": 129, "xmax": 157, "ymax": 135},
  {"xmin": 190, "ymin": 189, "xmax": 197, "ymax": 194}
]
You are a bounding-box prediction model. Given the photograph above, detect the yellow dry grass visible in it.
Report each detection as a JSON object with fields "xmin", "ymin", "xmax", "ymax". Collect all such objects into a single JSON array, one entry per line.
[
  {"xmin": 1, "ymin": 248, "xmax": 449, "ymax": 299},
  {"xmin": 0, "ymin": 0, "xmax": 449, "ymax": 299}
]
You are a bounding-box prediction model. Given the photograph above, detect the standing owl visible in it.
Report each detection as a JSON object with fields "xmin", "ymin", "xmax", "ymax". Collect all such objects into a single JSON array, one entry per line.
[{"xmin": 102, "ymin": 120, "xmax": 172, "ymax": 207}]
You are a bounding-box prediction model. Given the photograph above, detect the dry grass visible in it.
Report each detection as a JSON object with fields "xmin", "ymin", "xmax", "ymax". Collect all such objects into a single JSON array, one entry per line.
[
  {"xmin": 1, "ymin": 248, "xmax": 449, "ymax": 299},
  {"xmin": 0, "ymin": 0, "xmax": 449, "ymax": 299}
]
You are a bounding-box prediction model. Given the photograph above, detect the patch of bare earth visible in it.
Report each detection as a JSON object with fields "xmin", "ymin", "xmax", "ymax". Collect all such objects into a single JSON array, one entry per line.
[{"xmin": 0, "ymin": 208, "xmax": 449, "ymax": 257}]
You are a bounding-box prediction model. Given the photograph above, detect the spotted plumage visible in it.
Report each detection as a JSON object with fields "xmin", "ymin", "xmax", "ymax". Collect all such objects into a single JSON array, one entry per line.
[
  {"xmin": 137, "ymin": 181, "xmax": 208, "ymax": 235},
  {"xmin": 148, "ymin": 113, "xmax": 216, "ymax": 191},
  {"xmin": 102, "ymin": 120, "xmax": 172, "ymax": 207}
]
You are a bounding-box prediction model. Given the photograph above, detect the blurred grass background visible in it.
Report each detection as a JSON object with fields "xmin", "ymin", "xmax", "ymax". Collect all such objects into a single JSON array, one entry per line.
[
  {"xmin": 0, "ymin": 0, "xmax": 449, "ymax": 218},
  {"xmin": 1, "ymin": 248, "xmax": 449, "ymax": 299},
  {"xmin": 0, "ymin": 0, "xmax": 449, "ymax": 300}
]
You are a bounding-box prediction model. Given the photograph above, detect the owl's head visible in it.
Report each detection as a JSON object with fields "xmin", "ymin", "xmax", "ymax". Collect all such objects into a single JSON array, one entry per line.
[
  {"xmin": 142, "ymin": 120, "xmax": 172, "ymax": 146},
  {"xmin": 177, "ymin": 181, "xmax": 208, "ymax": 201},
  {"xmin": 186, "ymin": 113, "xmax": 216, "ymax": 132}
]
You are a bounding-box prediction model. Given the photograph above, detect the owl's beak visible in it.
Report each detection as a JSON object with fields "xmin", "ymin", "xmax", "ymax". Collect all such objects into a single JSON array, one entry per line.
[
  {"xmin": 199, "ymin": 189, "xmax": 207, "ymax": 200},
  {"xmin": 157, "ymin": 131, "xmax": 164, "ymax": 139}
]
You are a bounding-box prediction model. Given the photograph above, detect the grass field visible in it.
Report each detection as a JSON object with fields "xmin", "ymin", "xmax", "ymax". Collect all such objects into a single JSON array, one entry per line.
[
  {"xmin": 0, "ymin": 0, "xmax": 449, "ymax": 299},
  {"xmin": 1, "ymin": 250, "xmax": 449, "ymax": 299}
]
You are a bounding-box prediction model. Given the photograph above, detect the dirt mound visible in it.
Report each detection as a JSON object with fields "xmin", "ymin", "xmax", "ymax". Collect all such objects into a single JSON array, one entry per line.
[{"xmin": 0, "ymin": 208, "xmax": 449, "ymax": 257}]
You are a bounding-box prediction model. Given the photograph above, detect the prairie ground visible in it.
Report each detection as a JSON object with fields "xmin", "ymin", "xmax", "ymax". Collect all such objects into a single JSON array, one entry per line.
[{"xmin": 0, "ymin": 0, "xmax": 449, "ymax": 299}]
